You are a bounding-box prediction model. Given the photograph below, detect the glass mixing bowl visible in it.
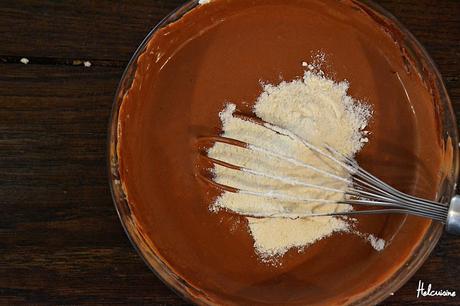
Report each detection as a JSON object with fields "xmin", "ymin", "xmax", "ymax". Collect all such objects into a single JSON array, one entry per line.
[{"xmin": 108, "ymin": 0, "xmax": 458, "ymax": 304}]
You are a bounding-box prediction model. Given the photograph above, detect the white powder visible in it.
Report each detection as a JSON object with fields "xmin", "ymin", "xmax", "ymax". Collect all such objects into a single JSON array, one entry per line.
[
  {"xmin": 367, "ymin": 234, "xmax": 386, "ymax": 251},
  {"xmin": 208, "ymin": 65, "xmax": 372, "ymax": 259}
]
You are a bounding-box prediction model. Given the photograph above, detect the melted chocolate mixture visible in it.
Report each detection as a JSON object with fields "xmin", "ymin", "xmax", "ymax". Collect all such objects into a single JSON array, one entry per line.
[{"xmin": 117, "ymin": 0, "xmax": 447, "ymax": 304}]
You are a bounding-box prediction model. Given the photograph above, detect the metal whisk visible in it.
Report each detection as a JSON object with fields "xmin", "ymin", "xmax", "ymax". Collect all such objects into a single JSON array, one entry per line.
[{"xmin": 197, "ymin": 115, "xmax": 460, "ymax": 235}]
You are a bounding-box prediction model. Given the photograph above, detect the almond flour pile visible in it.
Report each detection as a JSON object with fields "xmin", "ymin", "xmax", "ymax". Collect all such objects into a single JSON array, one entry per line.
[{"xmin": 208, "ymin": 66, "xmax": 372, "ymax": 260}]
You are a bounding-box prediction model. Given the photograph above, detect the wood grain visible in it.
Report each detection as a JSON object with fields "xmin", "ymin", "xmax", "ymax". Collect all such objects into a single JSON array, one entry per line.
[{"xmin": 0, "ymin": 0, "xmax": 458, "ymax": 305}]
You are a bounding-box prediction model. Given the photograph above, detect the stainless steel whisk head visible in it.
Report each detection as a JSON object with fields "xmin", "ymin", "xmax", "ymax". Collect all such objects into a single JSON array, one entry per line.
[{"xmin": 197, "ymin": 115, "xmax": 460, "ymax": 235}]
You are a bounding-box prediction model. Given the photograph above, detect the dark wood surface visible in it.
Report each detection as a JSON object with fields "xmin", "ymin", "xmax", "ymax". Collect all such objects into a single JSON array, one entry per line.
[{"xmin": 0, "ymin": 0, "xmax": 459, "ymax": 305}]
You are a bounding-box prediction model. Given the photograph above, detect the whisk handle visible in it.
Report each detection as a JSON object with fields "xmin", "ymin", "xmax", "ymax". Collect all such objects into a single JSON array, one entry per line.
[{"xmin": 446, "ymin": 195, "xmax": 460, "ymax": 235}]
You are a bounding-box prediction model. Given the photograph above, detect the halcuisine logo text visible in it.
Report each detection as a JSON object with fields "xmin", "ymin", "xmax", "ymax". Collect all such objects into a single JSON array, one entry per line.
[{"xmin": 416, "ymin": 280, "xmax": 456, "ymax": 298}]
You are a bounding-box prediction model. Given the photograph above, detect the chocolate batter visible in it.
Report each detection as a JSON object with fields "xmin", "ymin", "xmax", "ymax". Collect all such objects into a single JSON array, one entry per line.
[{"xmin": 117, "ymin": 0, "xmax": 451, "ymax": 304}]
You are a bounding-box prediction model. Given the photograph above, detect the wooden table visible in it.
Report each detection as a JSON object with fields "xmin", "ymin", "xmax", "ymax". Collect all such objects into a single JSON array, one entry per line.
[{"xmin": 1, "ymin": 1, "xmax": 459, "ymax": 304}]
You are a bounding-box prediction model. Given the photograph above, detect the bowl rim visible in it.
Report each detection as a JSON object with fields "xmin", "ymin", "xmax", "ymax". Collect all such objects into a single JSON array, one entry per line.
[{"xmin": 107, "ymin": 0, "xmax": 459, "ymax": 305}]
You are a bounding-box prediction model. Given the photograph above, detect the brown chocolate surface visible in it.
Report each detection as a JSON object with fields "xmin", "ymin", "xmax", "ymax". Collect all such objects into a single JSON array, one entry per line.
[{"xmin": 117, "ymin": 0, "xmax": 446, "ymax": 304}]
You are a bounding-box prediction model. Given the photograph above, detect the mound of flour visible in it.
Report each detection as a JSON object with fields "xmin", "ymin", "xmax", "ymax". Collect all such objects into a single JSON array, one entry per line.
[{"xmin": 208, "ymin": 68, "xmax": 371, "ymax": 260}]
